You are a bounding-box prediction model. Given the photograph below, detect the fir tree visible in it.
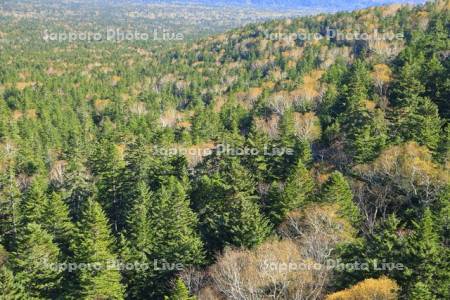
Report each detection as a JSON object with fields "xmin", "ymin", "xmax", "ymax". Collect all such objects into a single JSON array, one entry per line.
[
  {"xmin": 320, "ymin": 171, "xmax": 360, "ymax": 224},
  {"xmin": 410, "ymin": 98, "xmax": 441, "ymax": 151},
  {"xmin": 121, "ymin": 141, "xmax": 151, "ymax": 186},
  {"xmin": 193, "ymin": 159, "xmax": 271, "ymax": 252},
  {"xmin": 164, "ymin": 278, "xmax": 195, "ymax": 300},
  {"xmin": 339, "ymin": 60, "xmax": 387, "ymax": 163},
  {"xmin": 91, "ymin": 140, "xmax": 126, "ymax": 233},
  {"xmin": 270, "ymin": 126, "xmax": 313, "ymax": 182},
  {"xmin": 437, "ymin": 125, "xmax": 449, "ymax": 164},
  {"xmin": 139, "ymin": 176, "xmax": 204, "ymax": 297},
  {"xmin": 20, "ymin": 179, "xmax": 48, "ymax": 226},
  {"xmin": 41, "ymin": 192, "xmax": 74, "ymax": 255},
  {"xmin": 389, "ymin": 57, "xmax": 442, "ymax": 151},
  {"xmin": 343, "ymin": 103, "xmax": 387, "ymax": 164},
  {"xmin": 390, "ymin": 56, "xmax": 425, "ymax": 108},
  {"xmin": 0, "ymin": 165, "xmax": 22, "ymax": 249},
  {"xmin": 0, "ymin": 266, "xmax": 27, "ymax": 300},
  {"xmin": 127, "ymin": 181, "xmax": 153, "ymax": 257},
  {"xmin": 62, "ymin": 152, "xmax": 94, "ymax": 221},
  {"xmin": 282, "ymin": 159, "xmax": 314, "ymax": 208},
  {"xmin": 437, "ymin": 185, "xmax": 449, "ymax": 246},
  {"xmin": 243, "ymin": 125, "xmax": 269, "ymax": 181},
  {"xmin": 342, "ymin": 60, "xmax": 371, "ymax": 111},
  {"xmin": 12, "ymin": 223, "xmax": 62, "ymax": 299},
  {"xmin": 356, "ymin": 215, "xmax": 410, "ymax": 286},
  {"xmin": 148, "ymin": 176, "xmax": 204, "ymax": 263},
  {"xmin": 410, "ymin": 282, "xmax": 436, "ymax": 300},
  {"xmin": 123, "ymin": 181, "xmax": 154, "ymax": 299},
  {"xmin": 267, "ymin": 159, "xmax": 314, "ymax": 224},
  {"xmin": 408, "ymin": 207, "xmax": 448, "ymax": 299},
  {"xmin": 71, "ymin": 199, "xmax": 125, "ymax": 300}
]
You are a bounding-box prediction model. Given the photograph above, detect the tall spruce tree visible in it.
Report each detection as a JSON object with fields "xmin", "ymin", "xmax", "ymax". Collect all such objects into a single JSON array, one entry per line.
[
  {"xmin": 267, "ymin": 159, "xmax": 314, "ymax": 224},
  {"xmin": 91, "ymin": 140, "xmax": 126, "ymax": 233},
  {"xmin": 138, "ymin": 176, "xmax": 204, "ymax": 298},
  {"xmin": 339, "ymin": 215, "xmax": 410, "ymax": 288},
  {"xmin": 270, "ymin": 110, "xmax": 313, "ymax": 179},
  {"xmin": 340, "ymin": 61, "xmax": 387, "ymax": 163},
  {"xmin": 123, "ymin": 181, "xmax": 154, "ymax": 299},
  {"xmin": 407, "ymin": 207, "xmax": 448, "ymax": 299},
  {"xmin": 12, "ymin": 223, "xmax": 62, "ymax": 299},
  {"xmin": 410, "ymin": 281, "xmax": 436, "ymax": 300},
  {"xmin": 193, "ymin": 159, "xmax": 271, "ymax": 252},
  {"xmin": 62, "ymin": 152, "xmax": 94, "ymax": 222},
  {"xmin": 320, "ymin": 171, "xmax": 360, "ymax": 224},
  {"xmin": 127, "ymin": 181, "xmax": 153, "ymax": 258},
  {"xmin": 389, "ymin": 57, "xmax": 442, "ymax": 151},
  {"xmin": 71, "ymin": 199, "xmax": 125, "ymax": 300},
  {"xmin": 41, "ymin": 192, "xmax": 74, "ymax": 255},
  {"xmin": 164, "ymin": 278, "xmax": 195, "ymax": 300},
  {"xmin": 345, "ymin": 107, "xmax": 387, "ymax": 163},
  {"xmin": 0, "ymin": 266, "xmax": 27, "ymax": 300},
  {"xmin": 0, "ymin": 165, "xmax": 22, "ymax": 249},
  {"xmin": 20, "ymin": 179, "xmax": 48, "ymax": 226},
  {"xmin": 410, "ymin": 98, "xmax": 441, "ymax": 151},
  {"xmin": 342, "ymin": 60, "xmax": 371, "ymax": 110},
  {"xmin": 149, "ymin": 176, "xmax": 204, "ymax": 263},
  {"xmin": 243, "ymin": 125, "xmax": 270, "ymax": 181},
  {"xmin": 437, "ymin": 185, "xmax": 449, "ymax": 247}
]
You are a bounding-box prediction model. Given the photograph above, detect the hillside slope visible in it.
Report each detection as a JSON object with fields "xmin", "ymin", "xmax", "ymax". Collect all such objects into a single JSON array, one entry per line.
[{"xmin": 0, "ymin": 1, "xmax": 448, "ymax": 299}]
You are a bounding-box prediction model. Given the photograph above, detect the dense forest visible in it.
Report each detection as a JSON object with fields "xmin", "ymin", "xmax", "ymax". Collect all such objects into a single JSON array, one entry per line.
[{"xmin": 0, "ymin": 0, "xmax": 449, "ymax": 299}]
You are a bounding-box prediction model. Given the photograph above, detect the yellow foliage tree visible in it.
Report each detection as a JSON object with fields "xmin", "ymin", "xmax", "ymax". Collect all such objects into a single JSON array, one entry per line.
[
  {"xmin": 371, "ymin": 64, "xmax": 392, "ymax": 95},
  {"xmin": 325, "ymin": 277, "xmax": 399, "ymax": 300}
]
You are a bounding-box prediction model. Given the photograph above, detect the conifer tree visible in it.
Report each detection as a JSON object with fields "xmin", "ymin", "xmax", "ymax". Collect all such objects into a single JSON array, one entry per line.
[
  {"xmin": 410, "ymin": 282, "xmax": 436, "ymax": 300},
  {"xmin": 148, "ymin": 176, "xmax": 204, "ymax": 264},
  {"xmin": 123, "ymin": 181, "xmax": 154, "ymax": 299},
  {"xmin": 20, "ymin": 179, "xmax": 47, "ymax": 226},
  {"xmin": 282, "ymin": 159, "xmax": 314, "ymax": 208},
  {"xmin": 0, "ymin": 165, "xmax": 22, "ymax": 249},
  {"xmin": 41, "ymin": 192, "xmax": 74, "ymax": 255},
  {"xmin": 278, "ymin": 110, "xmax": 296, "ymax": 147},
  {"xmin": 345, "ymin": 107, "xmax": 387, "ymax": 163},
  {"xmin": 359, "ymin": 215, "xmax": 410, "ymax": 285},
  {"xmin": 164, "ymin": 278, "xmax": 195, "ymax": 300},
  {"xmin": 0, "ymin": 95, "xmax": 10, "ymax": 140},
  {"xmin": 389, "ymin": 57, "xmax": 442, "ymax": 151},
  {"xmin": 390, "ymin": 56, "xmax": 425, "ymax": 108},
  {"xmin": 271, "ymin": 112, "xmax": 313, "ymax": 180},
  {"xmin": 71, "ymin": 199, "xmax": 125, "ymax": 300},
  {"xmin": 342, "ymin": 60, "xmax": 371, "ymax": 111},
  {"xmin": 0, "ymin": 266, "xmax": 27, "ymax": 300},
  {"xmin": 91, "ymin": 140, "xmax": 126, "ymax": 233},
  {"xmin": 139, "ymin": 176, "xmax": 204, "ymax": 297},
  {"xmin": 63, "ymin": 152, "xmax": 94, "ymax": 221},
  {"xmin": 320, "ymin": 171, "xmax": 360, "ymax": 224},
  {"xmin": 437, "ymin": 185, "xmax": 449, "ymax": 246},
  {"xmin": 437, "ymin": 125, "xmax": 449, "ymax": 164},
  {"xmin": 267, "ymin": 159, "xmax": 314, "ymax": 224},
  {"xmin": 127, "ymin": 181, "xmax": 153, "ymax": 257},
  {"xmin": 120, "ymin": 142, "xmax": 151, "ymax": 200},
  {"xmin": 193, "ymin": 159, "xmax": 271, "ymax": 252},
  {"xmin": 340, "ymin": 60, "xmax": 387, "ymax": 163},
  {"xmin": 410, "ymin": 98, "xmax": 441, "ymax": 151},
  {"xmin": 12, "ymin": 223, "xmax": 62, "ymax": 299},
  {"xmin": 408, "ymin": 208, "xmax": 448, "ymax": 299},
  {"xmin": 243, "ymin": 125, "xmax": 269, "ymax": 181}
]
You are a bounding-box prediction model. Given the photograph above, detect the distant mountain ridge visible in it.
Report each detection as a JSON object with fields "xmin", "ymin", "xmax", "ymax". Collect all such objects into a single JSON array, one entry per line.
[{"xmin": 140, "ymin": 0, "xmax": 426, "ymax": 11}]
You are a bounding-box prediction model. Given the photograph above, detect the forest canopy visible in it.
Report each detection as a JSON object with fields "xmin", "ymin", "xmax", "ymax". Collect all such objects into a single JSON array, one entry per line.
[{"xmin": 0, "ymin": 0, "xmax": 449, "ymax": 299}]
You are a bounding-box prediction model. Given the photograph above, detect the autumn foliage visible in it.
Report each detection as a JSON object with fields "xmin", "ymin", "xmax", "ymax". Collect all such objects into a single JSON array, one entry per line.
[{"xmin": 325, "ymin": 277, "xmax": 399, "ymax": 300}]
